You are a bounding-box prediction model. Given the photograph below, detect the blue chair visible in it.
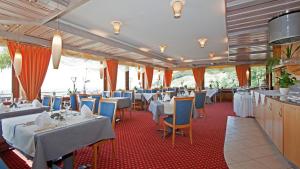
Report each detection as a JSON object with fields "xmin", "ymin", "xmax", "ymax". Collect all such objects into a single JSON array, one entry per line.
[
  {"xmin": 163, "ymin": 97, "xmax": 194, "ymax": 146},
  {"xmin": 103, "ymin": 91, "xmax": 111, "ymax": 98},
  {"xmin": 152, "ymin": 89, "xmax": 158, "ymax": 93},
  {"xmin": 80, "ymin": 98, "xmax": 95, "ymax": 112},
  {"xmin": 195, "ymin": 91, "xmax": 206, "ymax": 117},
  {"xmin": 78, "ymin": 94, "xmax": 88, "ymax": 101},
  {"xmin": 137, "ymin": 89, "xmax": 144, "ymax": 93},
  {"xmin": 145, "ymin": 89, "xmax": 152, "ymax": 93},
  {"xmin": 42, "ymin": 95, "xmax": 51, "ymax": 106},
  {"xmin": 69, "ymin": 94, "xmax": 77, "ymax": 110},
  {"xmin": 123, "ymin": 91, "xmax": 133, "ymax": 116},
  {"xmin": 112, "ymin": 91, "xmax": 123, "ymax": 97},
  {"xmin": 91, "ymin": 95, "xmax": 102, "ymax": 114},
  {"xmin": 52, "ymin": 97, "xmax": 62, "ymax": 111},
  {"xmin": 98, "ymin": 99, "xmax": 117, "ymax": 157}
]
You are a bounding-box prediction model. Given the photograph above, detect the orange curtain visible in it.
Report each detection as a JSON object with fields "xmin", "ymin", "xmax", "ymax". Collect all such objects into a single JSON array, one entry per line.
[
  {"xmin": 164, "ymin": 70, "xmax": 173, "ymax": 88},
  {"xmin": 192, "ymin": 67, "xmax": 205, "ymax": 90},
  {"xmin": 106, "ymin": 59, "xmax": 118, "ymax": 91},
  {"xmin": 145, "ymin": 66, "xmax": 154, "ymax": 89},
  {"xmin": 7, "ymin": 41, "xmax": 51, "ymax": 101},
  {"xmin": 235, "ymin": 64, "xmax": 250, "ymax": 87}
]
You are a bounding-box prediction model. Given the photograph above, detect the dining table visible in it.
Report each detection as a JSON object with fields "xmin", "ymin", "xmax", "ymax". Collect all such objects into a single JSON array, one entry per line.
[
  {"xmin": 1, "ymin": 111, "xmax": 115, "ymax": 169},
  {"xmin": 233, "ymin": 92, "xmax": 253, "ymax": 117}
]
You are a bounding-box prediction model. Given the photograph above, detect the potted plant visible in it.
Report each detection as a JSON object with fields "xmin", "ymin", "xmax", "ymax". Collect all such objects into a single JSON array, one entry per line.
[
  {"xmin": 284, "ymin": 43, "xmax": 300, "ymax": 60},
  {"xmin": 277, "ymin": 70, "xmax": 297, "ymax": 95}
]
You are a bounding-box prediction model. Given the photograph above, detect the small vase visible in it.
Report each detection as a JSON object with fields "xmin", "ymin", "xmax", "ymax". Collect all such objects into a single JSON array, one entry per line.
[{"xmin": 279, "ymin": 88, "xmax": 289, "ymax": 95}]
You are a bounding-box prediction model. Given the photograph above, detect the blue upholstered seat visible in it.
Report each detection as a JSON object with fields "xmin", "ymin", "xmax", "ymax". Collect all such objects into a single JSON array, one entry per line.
[
  {"xmin": 137, "ymin": 89, "xmax": 144, "ymax": 93},
  {"xmin": 113, "ymin": 91, "xmax": 123, "ymax": 97},
  {"xmin": 195, "ymin": 92, "xmax": 206, "ymax": 109},
  {"xmin": 145, "ymin": 89, "xmax": 152, "ymax": 93},
  {"xmin": 78, "ymin": 94, "xmax": 88, "ymax": 101},
  {"xmin": 123, "ymin": 92, "xmax": 133, "ymax": 103},
  {"xmin": 52, "ymin": 97, "xmax": 62, "ymax": 111},
  {"xmin": 42, "ymin": 95, "xmax": 51, "ymax": 106},
  {"xmin": 91, "ymin": 95, "xmax": 102, "ymax": 114},
  {"xmin": 69, "ymin": 94, "xmax": 77, "ymax": 110},
  {"xmin": 99, "ymin": 100, "xmax": 117, "ymax": 128},
  {"xmin": 103, "ymin": 91, "xmax": 110, "ymax": 98},
  {"xmin": 80, "ymin": 98, "xmax": 95, "ymax": 112},
  {"xmin": 152, "ymin": 89, "xmax": 158, "ymax": 93}
]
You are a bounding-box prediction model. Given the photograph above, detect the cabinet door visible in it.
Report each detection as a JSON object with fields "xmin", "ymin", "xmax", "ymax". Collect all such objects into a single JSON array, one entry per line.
[
  {"xmin": 264, "ymin": 98, "xmax": 272, "ymax": 137},
  {"xmin": 271, "ymin": 100, "xmax": 283, "ymax": 153},
  {"xmin": 255, "ymin": 102, "xmax": 264, "ymax": 129},
  {"xmin": 284, "ymin": 104, "xmax": 300, "ymax": 167}
]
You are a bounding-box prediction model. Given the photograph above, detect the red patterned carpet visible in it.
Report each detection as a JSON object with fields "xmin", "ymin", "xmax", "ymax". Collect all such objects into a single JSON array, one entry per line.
[{"xmin": 1, "ymin": 102, "xmax": 234, "ymax": 169}]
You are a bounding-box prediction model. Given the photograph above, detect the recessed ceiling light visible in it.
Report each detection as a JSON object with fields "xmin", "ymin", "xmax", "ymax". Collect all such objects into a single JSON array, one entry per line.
[
  {"xmin": 209, "ymin": 52, "xmax": 215, "ymax": 58},
  {"xmin": 170, "ymin": 0, "xmax": 185, "ymax": 18},
  {"xmin": 111, "ymin": 21, "xmax": 122, "ymax": 34},
  {"xmin": 160, "ymin": 45, "xmax": 167, "ymax": 53},
  {"xmin": 198, "ymin": 38, "xmax": 208, "ymax": 48},
  {"xmin": 139, "ymin": 48, "xmax": 150, "ymax": 52}
]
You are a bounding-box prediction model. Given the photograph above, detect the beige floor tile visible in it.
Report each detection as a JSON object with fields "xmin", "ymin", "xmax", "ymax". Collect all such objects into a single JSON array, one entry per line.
[
  {"xmin": 255, "ymin": 155, "xmax": 292, "ymax": 169},
  {"xmin": 229, "ymin": 160, "xmax": 269, "ymax": 169}
]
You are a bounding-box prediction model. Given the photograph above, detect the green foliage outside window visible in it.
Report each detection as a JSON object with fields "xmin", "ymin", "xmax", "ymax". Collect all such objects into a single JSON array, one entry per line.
[{"xmin": 0, "ymin": 48, "xmax": 11, "ymax": 71}]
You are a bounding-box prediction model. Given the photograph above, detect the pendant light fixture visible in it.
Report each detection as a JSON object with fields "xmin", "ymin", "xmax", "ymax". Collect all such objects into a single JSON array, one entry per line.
[
  {"xmin": 14, "ymin": 48, "xmax": 22, "ymax": 76},
  {"xmin": 111, "ymin": 21, "xmax": 122, "ymax": 34},
  {"xmin": 51, "ymin": 3, "xmax": 62, "ymax": 69},
  {"xmin": 171, "ymin": 0, "xmax": 185, "ymax": 18}
]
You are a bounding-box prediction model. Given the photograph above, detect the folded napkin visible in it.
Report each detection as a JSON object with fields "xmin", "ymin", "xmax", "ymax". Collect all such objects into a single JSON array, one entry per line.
[
  {"xmin": 254, "ymin": 92, "xmax": 260, "ymax": 106},
  {"xmin": 190, "ymin": 91, "xmax": 195, "ymax": 96},
  {"xmin": 170, "ymin": 97, "xmax": 175, "ymax": 105},
  {"xmin": 32, "ymin": 99, "xmax": 43, "ymax": 108},
  {"xmin": 163, "ymin": 94, "xmax": 171, "ymax": 102},
  {"xmin": 260, "ymin": 94, "xmax": 266, "ymax": 105},
  {"xmin": 184, "ymin": 90, "xmax": 189, "ymax": 96},
  {"xmin": 0, "ymin": 103, "xmax": 9, "ymax": 112},
  {"xmin": 81, "ymin": 105, "xmax": 93, "ymax": 118},
  {"xmin": 35, "ymin": 112, "xmax": 53, "ymax": 130}
]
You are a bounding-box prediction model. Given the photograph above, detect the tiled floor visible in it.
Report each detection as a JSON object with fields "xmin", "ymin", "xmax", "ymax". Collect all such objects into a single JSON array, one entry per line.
[{"xmin": 224, "ymin": 116, "xmax": 295, "ymax": 169}]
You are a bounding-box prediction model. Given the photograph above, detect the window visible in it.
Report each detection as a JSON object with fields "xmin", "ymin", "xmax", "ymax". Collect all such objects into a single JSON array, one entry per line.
[
  {"xmin": 42, "ymin": 56, "xmax": 102, "ymax": 96},
  {"xmin": 0, "ymin": 46, "xmax": 12, "ymax": 98},
  {"xmin": 129, "ymin": 67, "xmax": 140, "ymax": 90},
  {"xmin": 116, "ymin": 65, "xmax": 126, "ymax": 90},
  {"xmin": 251, "ymin": 66, "xmax": 266, "ymax": 87},
  {"xmin": 152, "ymin": 69, "xmax": 163, "ymax": 88},
  {"xmin": 172, "ymin": 70, "xmax": 195, "ymax": 88},
  {"xmin": 205, "ymin": 67, "xmax": 238, "ymax": 88}
]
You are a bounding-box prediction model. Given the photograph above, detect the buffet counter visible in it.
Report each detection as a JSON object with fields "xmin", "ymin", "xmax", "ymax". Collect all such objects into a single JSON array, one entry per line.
[{"xmin": 254, "ymin": 91, "xmax": 300, "ymax": 168}]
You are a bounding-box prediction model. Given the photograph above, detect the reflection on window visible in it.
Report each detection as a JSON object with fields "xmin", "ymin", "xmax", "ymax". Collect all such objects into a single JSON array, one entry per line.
[
  {"xmin": 251, "ymin": 66, "xmax": 266, "ymax": 87},
  {"xmin": 42, "ymin": 56, "xmax": 102, "ymax": 96},
  {"xmin": 0, "ymin": 46, "xmax": 12, "ymax": 98},
  {"xmin": 152, "ymin": 69, "xmax": 164, "ymax": 88},
  {"xmin": 172, "ymin": 70, "xmax": 195, "ymax": 88},
  {"xmin": 204, "ymin": 67, "xmax": 238, "ymax": 88}
]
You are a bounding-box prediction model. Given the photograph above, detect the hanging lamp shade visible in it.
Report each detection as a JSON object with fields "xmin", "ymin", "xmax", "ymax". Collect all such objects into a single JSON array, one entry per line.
[
  {"xmin": 171, "ymin": 0, "xmax": 185, "ymax": 18},
  {"xmin": 51, "ymin": 31, "xmax": 62, "ymax": 69},
  {"xmin": 14, "ymin": 49, "xmax": 22, "ymax": 76}
]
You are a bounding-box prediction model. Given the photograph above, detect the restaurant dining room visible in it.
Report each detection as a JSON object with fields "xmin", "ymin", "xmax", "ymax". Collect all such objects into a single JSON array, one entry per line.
[{"xmin": 0, "ymin": 0, "xmax": 300, "ymax": 169}]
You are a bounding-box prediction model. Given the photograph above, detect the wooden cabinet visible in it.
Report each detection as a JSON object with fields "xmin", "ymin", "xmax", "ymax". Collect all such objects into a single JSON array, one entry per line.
[
  {"xmin": 255, "ymin": 102, "xmax": 265, "ymax": 129},
  {"xmin": 283, "ymin": 104, "xmax": 300, "ymax": 167},
  {"xmin": 270, "ymin": 99, "xmax": 283, "ymax": 153},
  {"xmin": 264, "ymin": 98, "xmax": 273, "ymax": 138}
]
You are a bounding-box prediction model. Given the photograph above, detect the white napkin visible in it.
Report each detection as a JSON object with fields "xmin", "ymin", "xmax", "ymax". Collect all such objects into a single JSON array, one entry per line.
[
  {"xmin": 163, "ymin": 94, "xmax": 171, "ymax": 102},
  {"xmin": 170, "ymin": 97, "xmax": 175, "ymax": 105},
  {"xmin": 32, "ymin": 99, "xmax": 43, "ymax": 108},
  {"xmin": 260, "ymin": 94, "xmax": 266, "ymax": 105},
  {"xmin": 81, "ymin": 105, "xmax": 93, "ymax": 118},
  {"xmin": 185, "ymin": 90, "xmax": 189, "ymax": 96},
  {"xmin": 190, "ymin": 91, "xmax": 195, "ymax": 96},
  {"xmin": 35, "ymin": 111, "xmax": 53, "ymax": 130},
  {"xmin": 254, "ymin": 92, "xmax": 260, "ymax": 106}
]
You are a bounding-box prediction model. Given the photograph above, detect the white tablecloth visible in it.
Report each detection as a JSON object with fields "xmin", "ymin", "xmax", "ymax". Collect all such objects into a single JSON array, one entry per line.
[
  {"xmin": 233, "ymin": 93, "xmax": 253, "ymax": 117},
  {"xmin": 206, "ymin": 89, "xmax": 218, "ymax": 98}
]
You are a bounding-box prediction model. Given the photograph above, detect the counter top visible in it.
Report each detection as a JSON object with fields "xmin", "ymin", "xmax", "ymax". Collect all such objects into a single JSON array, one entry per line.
[{"xmin": 267, "ymin": 96, "xmax": 300, "ymax": 106}]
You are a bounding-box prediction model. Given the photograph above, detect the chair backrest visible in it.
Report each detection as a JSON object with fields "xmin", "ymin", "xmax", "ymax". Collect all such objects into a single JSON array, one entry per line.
[
  {"xmin": 113, "ymin": 91, "xmax": 123, "ymax": 97},
  {"xmin": 137, "ymin": 89, "xmax": 144, "ymax": 93},
  {"xmin": 69, "ymin": 94, "xmax": 77, "ymax": 110},
  {"xmin": 42, "ymin": 95, "xmax": 51, "ymax": 106},
  {"xmin": 80, "ymin": 98, "xmax": 96, "ymax": 112},
  {"xmin": 102, "ymin": 91, "xmax": 111, "ymax": 98},
  {"xmin": 78, "ymin": 94, "xmax": 88, "ymax": 100},
  {"xmin": 123, "ymin": 91, "xmax": 134, "ymax": 102},
  {"xmin": 152, "ymin": 89, "xmax": 158, "ymax": 93},
  {"xmin": 52, "ymin": 97, "xmax": 62, "ymax": 111},
  {"xmin": 91, "ymin": 95, "xmax": 102, "ymax": 113},
  {"xmin": 194, "ymin": 91, "xmax": 206, "ymax": 109},
  {"xmin": 145, "ymin": 89, "xmax": 152, "ymax": 93},
  {"xmin": 173, "ymin": 97, "xmax": 194, "ymax": 125},
  {"xmin": 99, "ymin": 99, "xmax": 117, "ymax": 129}
]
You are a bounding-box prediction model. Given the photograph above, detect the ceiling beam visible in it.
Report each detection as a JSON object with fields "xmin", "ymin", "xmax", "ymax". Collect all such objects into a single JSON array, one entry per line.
[
  {"xmin": 0, "ymin": 30, "xmax": 166, "ymax": 68},
  {"xmin": 229, "ymin": 49, "xmax": 271, "ymax": 56},
  {"xmin": 228, "ymin": 27, "xmax": 268, "ymax": 36},
  {"xmin": 45, "ymin": 20, "xmax": 175, "ymax": 65}
]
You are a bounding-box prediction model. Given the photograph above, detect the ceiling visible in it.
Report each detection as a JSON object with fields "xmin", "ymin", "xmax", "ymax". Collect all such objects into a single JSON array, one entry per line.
[{"xmin": 0, "ymin": 0, "xmax": 299, "ymax": 68}]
